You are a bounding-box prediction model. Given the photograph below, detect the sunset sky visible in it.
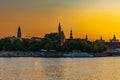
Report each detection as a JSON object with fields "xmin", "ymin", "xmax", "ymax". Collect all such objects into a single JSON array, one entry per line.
[{"xmin": 1, "ymin": 0, "xmax": 120, "ymax": 41}]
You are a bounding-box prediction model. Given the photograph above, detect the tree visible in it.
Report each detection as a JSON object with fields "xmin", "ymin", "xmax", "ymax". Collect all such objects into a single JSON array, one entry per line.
[
  {"xmin": 29, "ymin": 41, "xmax": 41, "ymax": 51},
  {"xmin": 22, "ymin": 39, "xmax": 30, "ymax": 51},
  {"xmin": 0, "ymin": 40, "xmax": 3, "ymax": 51},
  {"xmin": 41, "ymin": 33, "xmax": 61, "ymax": 51},
  {"xmin": 13, "ymin": 39, "xmax": 22, "ymax": 51},
  {"xmin": 3, "ymin": 39, "xmax": 13, "ymax": 51}
]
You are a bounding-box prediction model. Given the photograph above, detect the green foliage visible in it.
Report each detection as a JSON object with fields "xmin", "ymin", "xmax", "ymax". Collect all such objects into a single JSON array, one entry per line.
[
  {"xmin": 0, "ymin": 33, "xmax": 107, "ymax": 53},
  {"xmin": 62, "ymin": 39, "xmax": 107, "ymax": 53},
  {"xmin": 41, "ymin": 33, "xmax": 61, "ymax": 51},
  {"xmin": 3, "ymin": 39, "xmax": 13, "ymax": 51},
  {"xmin": 0, "ymin": 40, "xmax": 3, "ymax": 51},
  {"xmin": 22, "ymin": 39, "xmax": 30, "ymax": 51},
  {"xmin": 29, "ymin": 41, "xmax": 41, "ymax": 51},
  {"xmin": 13, "ymin": 39, "xmax": 22, "ymax": 50}
]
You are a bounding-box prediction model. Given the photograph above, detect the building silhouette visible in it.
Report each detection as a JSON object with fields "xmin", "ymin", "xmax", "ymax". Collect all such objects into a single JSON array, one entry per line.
[
  {"xmin": 58, "ymin": 23, "xmax": 65, "ymax": 45},
  {"xmin": 85, "ymin": 35, "xmax": 88, "ymax": 41},
  {"xmin": 95, "ymin": 36, "xmax": 105, "ymax": 44},
  {"xmin": 58, "ymin": 23, "xmax": 61, "ymax": 35},
  {"xmin": 70, "ymin": 29, "xmax": 73, "ymax": 40},
  {"xmin": 110, "ymin": 34, "xmax": 119, "ymax": 43},
  {"xmin": 110, "ymin": 34, "xmax": 120, "ymax": 49},
  {"xmin": 17, "ymin": 26, "xmax": 22, "ymax": 38}
]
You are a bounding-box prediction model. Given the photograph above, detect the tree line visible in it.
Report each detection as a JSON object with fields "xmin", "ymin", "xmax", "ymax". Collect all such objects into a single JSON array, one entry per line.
[{"xmin": 0, "ymin": 33, "xmax": 107, "ymax": 53}]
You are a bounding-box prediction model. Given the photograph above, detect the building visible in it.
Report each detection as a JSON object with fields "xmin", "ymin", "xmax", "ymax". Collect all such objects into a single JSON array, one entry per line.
[
  {"xmin": 85, "ymin": 35, "xmax": 88, "ymax": 41},
  {"xmin": 58, "ymin": 23, "xmax": 65, "ymax": 45},
  {"xmin": 17, "ymin": 26, "xmax": 22, "ymax": 38},
  {"xmin": 110, "ymin": 34, "xmax": 120, "ymax": 49},
  {"xmin": 4, "ymin": 26, "xmax": 23, "ymax": 42},
  {"xmin": 110, "ymin": 34, "xmax": 119, "ymax": 43},
  {"xmin": 70, "ymin": 29, "xmax": 73, "ymax": 40},
  {"xmin": 80, "ymin": 35, "xmax": 89, "ymax": 42},
  {"xmin": 95, "ymin": 36, "xmax": 105, "ymax": 43}
]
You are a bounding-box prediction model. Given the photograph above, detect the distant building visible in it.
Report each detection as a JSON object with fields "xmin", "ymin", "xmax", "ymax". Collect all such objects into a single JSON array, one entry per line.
[
  {"xmin": 58, "ymin": 23, "xmax": 65, "ymax": 45},
  {"xmin": 110, "ymin": 34, "xmax": 120, "ymax": 49},
  {"xmin": 95, "ymin": 36, "xmax": 105, "ymax": 43},
  {"xmin": 4, "ymin": 26, "xmax": 23, "ymax": 42},
  {"xmin": 17, "ymin": 26, "xmax": 22, "ymax": 38},
  {"xmin": 110, "ymin": 34, "xmax": 119, "ymax": 43},
  {"xmin": 70, "ymin": 29, "xmax": 73, "ymax": 40},
  {"xmin": 85, "ymin": 35, "xmax": 88, "ymax": 41},
  {"xmin": 58, "ymin": 23, "xmax": 61, "ymax": 35},
  {"xmin": 80, "ymin": 35, "xmax": 89, "ymax": 42}
]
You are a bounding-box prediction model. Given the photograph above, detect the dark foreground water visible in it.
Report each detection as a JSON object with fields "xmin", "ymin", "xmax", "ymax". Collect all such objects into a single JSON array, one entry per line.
[{"xmin": 0, "ymin": 57, "xmax": 120, "ymax": 80}]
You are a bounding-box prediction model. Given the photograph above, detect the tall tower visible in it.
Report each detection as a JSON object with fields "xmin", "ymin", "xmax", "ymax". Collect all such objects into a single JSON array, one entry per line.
[
  {"xmin": 113, "ymin": 34, "xmax": 116, "ymax": 40},
  {"xmin": 17, "ymin": 26, "xmax": 22, "ymax": 38},
  {"xmin": 100, "ymin": 36, "xmax": 103, "ymax": 40},
  {"xmin": 85, "ymin": 35, "xmax": 88, "ymax": 41},
  {"xmin": 70, "ymin": 29, "xmax": 73, "ymax": 39},
  {"xmin": 58, "ymin": 22, "xmax": 61, "ymax": 34}
]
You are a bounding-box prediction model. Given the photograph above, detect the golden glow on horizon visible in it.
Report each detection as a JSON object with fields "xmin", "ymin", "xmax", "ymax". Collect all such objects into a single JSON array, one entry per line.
[{"xmin": 1, "ymin": 0, "xmax": 120, "ymax": 41}]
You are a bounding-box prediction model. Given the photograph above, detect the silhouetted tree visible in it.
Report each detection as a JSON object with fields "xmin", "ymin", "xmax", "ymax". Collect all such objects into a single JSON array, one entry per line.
[
  {"xmin": 29, "ymin": 41, "xmax": 41, "ymax": 51},
  {"xmin": 22, "ymin": 39, "xmax": 30, "ymax": 51},
  {"xmin": 13, "ymin": 39, "xmax": 22, "ymax": 51},
  {"xmin": 0, "ymin": 40, "xmax": 3, "ymax": 51},
  {"xmin": 41, "ymin": 33, "xmax": 61, "ymax": 51}
]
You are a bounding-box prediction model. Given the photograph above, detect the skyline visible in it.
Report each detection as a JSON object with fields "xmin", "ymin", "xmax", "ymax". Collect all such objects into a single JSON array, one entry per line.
[
  {"xmin": 1, "ymin": 25, "xmax": 120, "ymax": 42},
  {"xmin": 1, "ymin": 0, "xmax": 120, "ymax": 40}
]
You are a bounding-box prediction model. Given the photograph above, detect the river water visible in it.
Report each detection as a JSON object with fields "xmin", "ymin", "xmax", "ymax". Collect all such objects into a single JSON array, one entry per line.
[{"xmin": 0, "ymin": 57, "xmax": 120, "ymax": 80}]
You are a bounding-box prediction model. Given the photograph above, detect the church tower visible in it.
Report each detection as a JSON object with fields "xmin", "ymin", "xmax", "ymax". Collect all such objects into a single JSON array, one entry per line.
[
  {"xmin": 113, "ymin": 34, "xmax": 116, "ymax": 40},
  {"xmin": 70, "ymin": 29, "xmax": 73, "ymax": 39},
  {"xmin": 85, "ymin": 35, "xmax": 88, "ymax": 41},
  {"xmin": 58, "ymin": 22, "xmax": 61, "ymax": 34},
  {"xmin": 100, "ymin": 36, "xmax": 103, "ymax": 40},
  {"xmin": 17, "ymin": 26, "xmax": 22, "ymax": 38},
  {"xmin": 57, "ymin": 23, "xmax": 65, "ymax": 46}
]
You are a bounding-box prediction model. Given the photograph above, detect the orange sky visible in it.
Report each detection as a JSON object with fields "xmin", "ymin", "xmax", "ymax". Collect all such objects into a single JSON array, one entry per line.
[{"xmin": 1, "ymin": 0, "xmax": 120, "ymax": 41}]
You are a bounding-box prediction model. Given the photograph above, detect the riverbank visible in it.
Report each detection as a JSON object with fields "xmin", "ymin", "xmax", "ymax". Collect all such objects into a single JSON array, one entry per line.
[{"xmin": 0, "ymin": 51, "xmax": 120, "ymax": 57}]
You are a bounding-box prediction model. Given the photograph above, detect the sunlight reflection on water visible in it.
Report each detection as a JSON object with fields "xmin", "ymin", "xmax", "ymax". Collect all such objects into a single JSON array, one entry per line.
[{"xmin": 0, "ymin": 57, "xmax": 120, "ymax": 80}]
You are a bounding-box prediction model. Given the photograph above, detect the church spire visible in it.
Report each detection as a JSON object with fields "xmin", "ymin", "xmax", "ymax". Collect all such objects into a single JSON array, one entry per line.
[
  {"xmin": 17, "ymin": 26, "xmax": 22, "ymax": 38},
  {"xmin": 58, "ymin": 22, "xmax": 61, "ymax": 34},
  {"xmin": 85, "ymin": 35, "xmax": 88, "ymax": 41},
  {"xmin": 70, "ymin": 29, "xmax": 73, "ymax": 39},
  {"xmin": 113, "ymin": 34, "xmax": 116, "ymax": 40},
  {"xmin": 100, "ymin": 36, "xmax": 103, "ymax": 40}
]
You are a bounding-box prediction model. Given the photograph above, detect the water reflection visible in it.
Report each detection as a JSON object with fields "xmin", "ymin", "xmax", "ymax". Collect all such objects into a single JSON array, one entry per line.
[
  {"xmin": 1, "ymin": 57, "xmax": 120, "ymax": 80},
  {"xmin": 40, "ymin": 58, "xmax": 64, "ymax": 80}
]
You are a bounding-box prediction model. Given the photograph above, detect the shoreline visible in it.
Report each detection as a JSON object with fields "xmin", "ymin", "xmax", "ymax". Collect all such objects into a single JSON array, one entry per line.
[{"xmin": 0, "ymin": 51, "xmax": 120, "ymax": 58}]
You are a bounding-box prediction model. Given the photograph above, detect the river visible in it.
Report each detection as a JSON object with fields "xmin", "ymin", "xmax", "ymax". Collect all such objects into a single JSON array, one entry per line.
[{"xmin": 0, "ymin": 57, "xmax": 120, "ymax": 80}]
